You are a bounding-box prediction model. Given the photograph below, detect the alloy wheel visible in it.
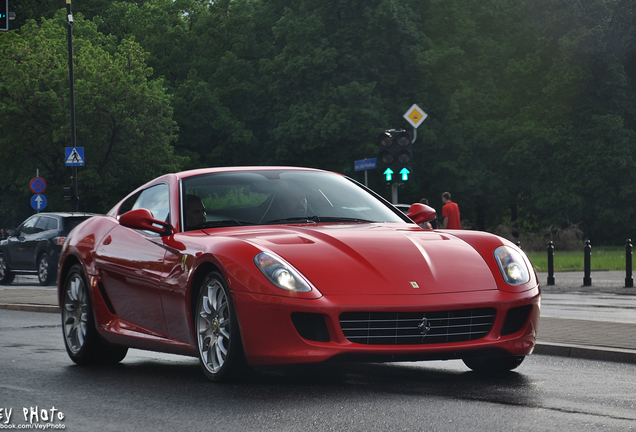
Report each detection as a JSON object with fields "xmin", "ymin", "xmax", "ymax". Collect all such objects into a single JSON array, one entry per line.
[
  {"xmin": 38, "ymin": 253, "xmax": 50, "ymax": 285},
  {"xmin": 197, "ymin": 277, "xmax": 231, "ymax": 374},
  {"xmin": 62, "ymin": 271, "xmax": 89, "ymax": 355}
]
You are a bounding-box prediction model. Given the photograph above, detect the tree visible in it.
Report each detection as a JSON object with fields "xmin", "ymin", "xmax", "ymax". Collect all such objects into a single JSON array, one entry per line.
[{"xmin": 0, "ymin": 11, "xmax": 186, "ymax": 227}]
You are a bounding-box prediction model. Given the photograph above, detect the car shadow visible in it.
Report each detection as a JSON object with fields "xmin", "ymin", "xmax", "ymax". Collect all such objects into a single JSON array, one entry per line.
[{"xmin": 61, "ymin": 356, "xmax": 539, "ymax": 408}]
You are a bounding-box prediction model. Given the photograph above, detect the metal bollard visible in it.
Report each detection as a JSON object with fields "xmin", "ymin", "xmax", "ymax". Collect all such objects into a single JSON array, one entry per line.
[
  {"xmin": 583, "ymin": 240, "xmax": 592, "ymax": 286},
  {"xmin": 547, "ymin": 241, "xmax": 555, "ymax": 285},
  {"xmin": 626, "ymin": 239, "xmax": 633, "ymax": 288}
]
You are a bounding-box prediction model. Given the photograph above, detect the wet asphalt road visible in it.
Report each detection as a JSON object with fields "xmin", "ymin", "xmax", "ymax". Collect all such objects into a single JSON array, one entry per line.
[{"xmin": 2, "ymin": 309, "xmax": 635, "ymax": 431}]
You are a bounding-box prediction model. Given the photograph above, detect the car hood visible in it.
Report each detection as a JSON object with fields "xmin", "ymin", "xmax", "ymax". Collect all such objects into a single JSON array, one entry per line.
[{"xmin": 227, "ymin": 224, "xmax": 497, "ymax": 296}]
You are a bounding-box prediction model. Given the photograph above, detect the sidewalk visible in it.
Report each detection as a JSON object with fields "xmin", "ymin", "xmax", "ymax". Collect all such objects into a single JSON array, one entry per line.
[
  {"xmin": 533, "ymin": 271, "xmax": 636, "ymax": 363},
  {"xmin": 1, "ymin": 273, "xmax": 636, "ymax": 364}
]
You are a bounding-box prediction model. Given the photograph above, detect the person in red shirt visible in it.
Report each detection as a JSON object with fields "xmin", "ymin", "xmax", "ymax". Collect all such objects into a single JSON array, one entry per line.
[{"xmin": 441, "ymin": 192, "xmax": 461, "ymax": 229}]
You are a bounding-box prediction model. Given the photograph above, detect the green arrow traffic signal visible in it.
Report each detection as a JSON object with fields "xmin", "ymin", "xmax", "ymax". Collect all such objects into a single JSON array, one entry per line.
[
  {"xmin": 383, "ymin": 168, "xmax": 394, "ymax": 182},
  {"xmin": 400, "ymin": 167, "xmax": 410, "ymax": 181}
]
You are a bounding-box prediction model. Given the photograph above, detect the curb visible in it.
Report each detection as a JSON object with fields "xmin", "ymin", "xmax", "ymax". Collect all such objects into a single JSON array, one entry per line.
[
  {"xmin": 534, "ymin": 342, "xmax": 636, "ymax": 364},
  {"xmin": 0, "ymin": 304, "xmax": 60, "ymax": 313}
]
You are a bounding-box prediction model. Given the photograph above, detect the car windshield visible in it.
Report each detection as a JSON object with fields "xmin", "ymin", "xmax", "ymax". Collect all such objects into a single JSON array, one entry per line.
[{"xmin": 181, "ymin": 170, "xmax": 407, "ymax": 230}]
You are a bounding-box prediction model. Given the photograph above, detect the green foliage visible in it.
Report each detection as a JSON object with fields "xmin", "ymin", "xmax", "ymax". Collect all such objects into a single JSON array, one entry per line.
[
  {"xmin": 0, "ymin": 12, "xmax": 185, "ymax": 227},
  {"xmin": 200, "ymin": 188, "xmax": 268, "ymax": 211},
  {"xmin": 2, "ymin": 0, "xmax": 636, "ymax": 244}
]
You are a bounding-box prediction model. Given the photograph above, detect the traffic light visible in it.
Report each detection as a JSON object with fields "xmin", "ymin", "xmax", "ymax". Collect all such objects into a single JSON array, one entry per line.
[
  {"xmin": 0, "ymin": 0, "xmax": 8, "ymax": 32},
  {"xmin": 64, "ymin": 186, "xmax": 78, "ymax": 203},
  {"xmin": 377, "ymin": 129, "xmax": 413, "ymax": 182}
]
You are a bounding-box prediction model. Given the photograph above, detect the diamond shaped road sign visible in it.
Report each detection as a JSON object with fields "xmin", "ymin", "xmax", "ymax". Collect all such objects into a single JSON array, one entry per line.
[{"xmin": 403, "ymin": 104, "xmax": 428, "ymax": 129}]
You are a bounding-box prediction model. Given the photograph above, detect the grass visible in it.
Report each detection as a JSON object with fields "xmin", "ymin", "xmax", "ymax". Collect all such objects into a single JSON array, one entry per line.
[{"xmin": 524, "ymin": 246, "xmax": 631, "ymax": 272}]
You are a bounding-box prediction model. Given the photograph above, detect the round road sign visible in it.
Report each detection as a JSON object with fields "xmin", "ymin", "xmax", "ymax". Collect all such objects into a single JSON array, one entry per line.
[{"xmin": 29, "ymin": 177, "xmax": 47, "ymax": 194}]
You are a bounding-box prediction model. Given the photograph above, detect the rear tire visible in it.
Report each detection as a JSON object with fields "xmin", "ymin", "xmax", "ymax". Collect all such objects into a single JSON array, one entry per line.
[
  {"xmin": 61, "ymin": 264, "xmax": 128, "ymax": 365},
  {"xmin": 196, "ymin": 271, "xmax": 248, "ymax": 382},
  {"xmin": 0, "ymin": 254, "xmax": 14, "ymax": 285},
  {"xmin": 463, "ymin": 355, "xmax": 525, "ymax": 373},
  {"xmin": 38, "ymin": 252, "xmax": 55, "ymax": 286}
]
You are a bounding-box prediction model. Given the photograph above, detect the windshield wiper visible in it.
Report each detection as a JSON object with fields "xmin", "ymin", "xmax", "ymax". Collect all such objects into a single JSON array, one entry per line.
[
  {"xmin": 263, "ymin": 215, "xmax": 321, "ymax": 224},
  {"xmin": 263, "ymin": 216, "xmax": 374, "ymax": 224},
  {"xmin": 315, "ymin": 216, "xmax": 374, "ymax": 223},
  {"xmin": 200, "ymin": 219, "xmax": 256, "ymax": 228}
]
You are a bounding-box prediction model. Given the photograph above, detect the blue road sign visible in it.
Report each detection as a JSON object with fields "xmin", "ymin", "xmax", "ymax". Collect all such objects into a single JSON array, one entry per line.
[
  {"xmin": 65, "ymin": 147, "xmax": 85, "ymax": 166},
  {"xmin": 31, "ymin": 194, "xmax": 47, "ymax": 211},
  {"xmin": 354, "ymin": 158, "xmax": 377, "ymax": 172}
]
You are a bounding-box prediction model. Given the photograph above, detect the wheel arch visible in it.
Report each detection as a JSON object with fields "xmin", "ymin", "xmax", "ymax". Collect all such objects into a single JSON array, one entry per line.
[
  {"xmin": 188, "ymin": 261, "xmax": 247, "ymax": 354},
  {"xmin": 189, "ymin": 261, "xmax": 223, "ymax": 329},
  {"xmin": 57, "ymin": 254, "xmax": 83, "ymax": 300}
]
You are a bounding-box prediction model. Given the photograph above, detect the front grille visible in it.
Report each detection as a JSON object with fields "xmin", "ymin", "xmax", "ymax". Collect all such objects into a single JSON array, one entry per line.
[{"xmin": 339, "ymin": 308, "xmax": 496, "ymax": 345}]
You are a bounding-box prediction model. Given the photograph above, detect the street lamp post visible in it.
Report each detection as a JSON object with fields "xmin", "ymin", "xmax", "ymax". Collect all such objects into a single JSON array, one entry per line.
[{"xmin": 66, "ymin": 0, "xmax": 79, "ymax": 211}]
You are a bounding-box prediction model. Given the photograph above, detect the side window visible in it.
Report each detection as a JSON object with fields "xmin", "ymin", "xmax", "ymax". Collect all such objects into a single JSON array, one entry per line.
[
  {"xmin": 19, "ymin": 216, "xmax": 39, "ymax": 236},
  {"xmin": 132, "ymin": 184, "xmax": 170, "ymax": 223},
  {"xmin": 118, "ymin": 184, "xmax": 170, "ymax": 223},
  {"xmin": 118, "ymin": 191, "xmax": 142, "ymax": 216},
  {"xmin": 36, "ymin": 216, "xmax": 58, "ymax": 232}
]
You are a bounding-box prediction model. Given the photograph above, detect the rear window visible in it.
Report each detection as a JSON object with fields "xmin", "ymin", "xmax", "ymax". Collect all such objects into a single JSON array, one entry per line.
[{"xmin": 63, "ymin": 217, "xmax": 91, "ymax": 234}]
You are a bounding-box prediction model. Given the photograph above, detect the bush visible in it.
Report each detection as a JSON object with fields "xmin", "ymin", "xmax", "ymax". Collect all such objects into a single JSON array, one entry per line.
[{"xmin": 492, "ymin": 222, "xmax": 584, "ymax": 252}]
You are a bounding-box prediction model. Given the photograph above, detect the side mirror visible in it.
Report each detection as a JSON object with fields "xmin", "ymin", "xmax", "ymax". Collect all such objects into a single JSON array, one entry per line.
[
  {"xmin": 119, "ymin": 208, "xmax": 172, "ymax": 236},
  {"xmin": 406, "ymin": 203, "xmax": 437, "ymax": 225}
]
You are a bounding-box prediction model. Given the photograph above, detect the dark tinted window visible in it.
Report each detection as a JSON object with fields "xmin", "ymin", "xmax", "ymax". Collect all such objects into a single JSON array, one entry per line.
[
  {"xmin": 37, "ymin": 216, "xmax": 58, "ymax": 231},
  {"xmin": 62, "ymin": 217, "xmax": 91, "ymax": 234}
]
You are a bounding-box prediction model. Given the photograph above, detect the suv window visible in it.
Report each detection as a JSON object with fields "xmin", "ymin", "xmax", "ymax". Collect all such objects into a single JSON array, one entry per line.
[
  {"xmin": 37, "ymin": 216, "xmax": 58, "ymax": 232},
  {"xmin": 63, "ymin": 217, "xmax": 90, "ymax": 234},
  {"xmin": 18, "ymin": 216, "xmax": 39, "ymax": 236}
]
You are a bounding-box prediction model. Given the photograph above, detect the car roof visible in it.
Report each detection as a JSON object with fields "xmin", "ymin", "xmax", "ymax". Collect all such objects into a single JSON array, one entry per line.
[
  {"xmin": 26, "ymin": 212, "xmax": 99, "ymax": 218},
  {"xmin": 171, "ymin": 166, "xmax": 332, "ymax": 181}
]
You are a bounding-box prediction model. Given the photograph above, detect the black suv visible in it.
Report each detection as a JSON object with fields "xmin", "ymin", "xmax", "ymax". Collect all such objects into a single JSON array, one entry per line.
[{"xmin": 0, "ymin": 212, "xmax": 95, "ymax": 285}]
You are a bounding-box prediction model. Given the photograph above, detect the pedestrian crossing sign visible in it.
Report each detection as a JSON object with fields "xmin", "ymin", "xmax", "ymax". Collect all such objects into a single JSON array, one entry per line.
[{"xmin": 65, "ymin": 147, "xmax": 85, "ymax": 166}]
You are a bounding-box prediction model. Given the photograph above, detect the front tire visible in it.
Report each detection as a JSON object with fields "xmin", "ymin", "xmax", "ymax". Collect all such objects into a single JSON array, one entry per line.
[
  {"xmin": 196, "ymin": 271, "xmax": 247, "ymax": 382},
  {"xmin": 0, "ymin": 254, "xmax": 15, "ymax": 285},
  {"xmin": 61, "ymin": 264, "xmax": 127, "ymax": 365},
  {"xmin": 463, "ymin": 355, "xmax": 525, "ymax": 373},
  {"xmin": 38, "ymin": 252, "xmax": 54, "ymax": 286}
]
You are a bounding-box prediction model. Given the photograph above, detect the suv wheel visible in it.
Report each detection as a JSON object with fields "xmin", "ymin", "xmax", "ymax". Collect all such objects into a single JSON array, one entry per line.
[
  {"xmin": 38, "ymin": 252, "xmax": 54, "ymax": 286},
  {"xmin": 0, "ymin": 254, "xmax": 15, "ymax": 285}
]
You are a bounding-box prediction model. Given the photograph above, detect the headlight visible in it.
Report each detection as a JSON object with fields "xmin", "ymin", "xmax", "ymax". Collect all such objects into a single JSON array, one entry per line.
[
  {"xmin": 494, "ymin": 246, "xmax": 530, "ymax": 286},
  {"xmin": 254, "ymin": 252, "xmax": 313, "ymax": 292}
]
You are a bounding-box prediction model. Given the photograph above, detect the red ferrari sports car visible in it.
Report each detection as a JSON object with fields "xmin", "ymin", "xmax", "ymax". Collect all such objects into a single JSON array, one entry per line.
[{"xmin": 58, "ymin": 167, "xmax": 540, "ymax": 381}]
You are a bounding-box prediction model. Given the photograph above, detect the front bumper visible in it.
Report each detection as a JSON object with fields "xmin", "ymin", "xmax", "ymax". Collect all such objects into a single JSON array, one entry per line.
[{"xmin": 233, "ymin": 286, "xmax": 541, "ymax": 366}]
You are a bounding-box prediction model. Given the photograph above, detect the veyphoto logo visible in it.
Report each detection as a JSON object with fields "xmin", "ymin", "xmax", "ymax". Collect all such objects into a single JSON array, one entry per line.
[{"xmin": 0, "ymin": 407, "xmax": 66, "ymax": 429}]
